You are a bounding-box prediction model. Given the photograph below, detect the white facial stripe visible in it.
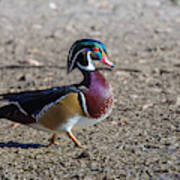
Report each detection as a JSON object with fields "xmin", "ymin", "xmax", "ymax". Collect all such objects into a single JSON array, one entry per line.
[
  {"xmin": 69, "ymin": 48, "xmax": 87, "ymax": 72},
  {"xmin": 77, "ymin": 51, "xmax": 96, "ymax": 71},
  {"xmin": 68, "ymin": 44, "xmax": 77, "ymax": 65}
]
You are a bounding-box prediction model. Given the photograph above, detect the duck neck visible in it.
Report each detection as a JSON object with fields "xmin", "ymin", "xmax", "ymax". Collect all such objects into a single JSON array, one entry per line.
[
  {"xmin": 80, "ymin": 69, "xmax": 110, "ymax": 90},
  {"xmin": 81, "ymin": 70, "xmax": 94, "ymax": 88}
]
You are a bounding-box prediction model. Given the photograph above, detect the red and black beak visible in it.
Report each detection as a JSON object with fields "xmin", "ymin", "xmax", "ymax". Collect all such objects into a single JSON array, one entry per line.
[{"xmin": 101, "ymin": 51, "xmax": 115, "ymax": 68}]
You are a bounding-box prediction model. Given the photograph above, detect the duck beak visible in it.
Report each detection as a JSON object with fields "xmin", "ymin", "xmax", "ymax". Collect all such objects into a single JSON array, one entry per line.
[{"xmin": 101, "ymin": 51, "xmax": 115, "ymax": 68}]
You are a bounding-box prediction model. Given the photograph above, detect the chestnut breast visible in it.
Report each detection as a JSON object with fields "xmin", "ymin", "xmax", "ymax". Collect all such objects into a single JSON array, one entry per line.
[{"xmin": 84, "ymin": 71, "xmax": 113, "ymax": 118}]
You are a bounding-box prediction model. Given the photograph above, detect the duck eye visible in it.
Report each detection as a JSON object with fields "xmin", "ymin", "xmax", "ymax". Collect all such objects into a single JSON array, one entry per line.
[{"xmin": 93, "ymin": 47, "xmax": 99, "ymax": 52}]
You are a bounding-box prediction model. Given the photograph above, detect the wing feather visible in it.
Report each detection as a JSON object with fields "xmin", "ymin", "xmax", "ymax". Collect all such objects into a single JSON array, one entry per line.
[{"xmin": 0, "ymin": 86, "xmax": 80, "ymax": 117}]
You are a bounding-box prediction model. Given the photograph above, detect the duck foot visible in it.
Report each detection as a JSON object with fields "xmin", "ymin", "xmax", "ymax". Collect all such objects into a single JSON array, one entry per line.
[
  {"xmin": 48, "ymin": 133, "xmax": 66, "ymax": 146},
  {"xmin": 67, "ymin": 131, "xmax": 87, "ymax": 149}
]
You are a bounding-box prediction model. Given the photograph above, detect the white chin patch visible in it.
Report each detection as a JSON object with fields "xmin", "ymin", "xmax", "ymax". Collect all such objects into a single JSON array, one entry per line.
[
  {"xmin": 77, "ymin": 51, "xmax": 96, "ymax": 71},
  {"xmin": 77, "ymin": 62, "xmax": 95, "ymax": 71}
]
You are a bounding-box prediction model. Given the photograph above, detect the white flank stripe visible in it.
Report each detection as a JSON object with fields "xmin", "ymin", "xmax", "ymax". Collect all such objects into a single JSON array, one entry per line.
[
  {"xmin": 11, "ymin": 102, "xmax": 28, "ymax": 115},
  {"xmin": 79, "ymin": 92, "xmax": 89, "ymax": 116}
]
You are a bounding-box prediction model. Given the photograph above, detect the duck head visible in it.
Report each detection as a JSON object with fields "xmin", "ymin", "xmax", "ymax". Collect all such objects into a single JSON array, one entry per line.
[{"xmin": 67, "ymin": 39, "xmax": 115, "ymax": 73}]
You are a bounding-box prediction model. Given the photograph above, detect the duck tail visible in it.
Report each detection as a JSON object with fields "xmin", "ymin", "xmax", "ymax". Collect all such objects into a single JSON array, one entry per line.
[
  {"xmin": 0, "ymin": 104, "xmax": 36, "ymax": 124},
  {"xmin": 0, "ymin": 104, "xmax": 18, "ymax": 120}
]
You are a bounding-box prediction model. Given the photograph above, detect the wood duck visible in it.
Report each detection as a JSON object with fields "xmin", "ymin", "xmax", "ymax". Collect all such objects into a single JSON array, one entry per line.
[{"xmin": 0, "ymin": 39, "xmax": 115, "ymax": 148}]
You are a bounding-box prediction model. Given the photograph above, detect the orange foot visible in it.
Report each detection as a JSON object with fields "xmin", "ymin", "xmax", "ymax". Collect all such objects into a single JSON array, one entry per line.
[
  {"xmin": 67, "ymin": 131, "xmax": 87, "ymax": 149},
  {"xmin": 48, "ymin": 133, "xmax": 66, "ymax": 146},
  {"xmin": 11, "ymin": 123, "xmax": 19, "ymax": 129}
]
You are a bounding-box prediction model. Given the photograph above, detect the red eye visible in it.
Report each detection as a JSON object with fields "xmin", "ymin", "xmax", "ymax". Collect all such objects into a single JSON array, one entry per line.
[{"xmin": 93, "ymin": 47, "xmax": 99, "ymax": 52}]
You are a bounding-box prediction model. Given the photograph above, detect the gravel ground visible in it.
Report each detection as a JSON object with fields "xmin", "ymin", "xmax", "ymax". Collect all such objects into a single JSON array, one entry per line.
[{"xmin": 0, "ymin": 0, "xmax": 180, "ymax": 179}]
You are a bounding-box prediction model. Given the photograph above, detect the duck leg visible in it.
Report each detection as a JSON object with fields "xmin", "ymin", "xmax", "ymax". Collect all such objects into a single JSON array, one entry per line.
[
  {"xmin": 11, "ymin": 123, "xmax": 19, "ymax": 128},
  {"xmin": 67, "ymin": 131, "xmax": 87, "ymax": 149},
  {"xmin": 48, "ymin": 133, "xmax": 66, "ymax": 146}
]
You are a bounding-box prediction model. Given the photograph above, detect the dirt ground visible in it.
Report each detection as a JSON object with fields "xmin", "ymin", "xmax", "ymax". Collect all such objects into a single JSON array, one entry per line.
[{"xmin": 0, "ymin": 0, "xmax": 180, "ymax": 179}]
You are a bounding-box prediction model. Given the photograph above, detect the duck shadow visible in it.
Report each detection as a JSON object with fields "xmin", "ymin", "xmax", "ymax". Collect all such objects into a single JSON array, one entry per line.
[{"xmin": 0, "ymin": 141, "xmax": 47, "ymax": 149}]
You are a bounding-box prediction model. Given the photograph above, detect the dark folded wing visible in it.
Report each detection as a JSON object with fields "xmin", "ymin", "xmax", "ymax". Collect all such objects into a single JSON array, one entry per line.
[{"xmin": 0, "ymin": 86, "xmax": 80, "ymax": 117}]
